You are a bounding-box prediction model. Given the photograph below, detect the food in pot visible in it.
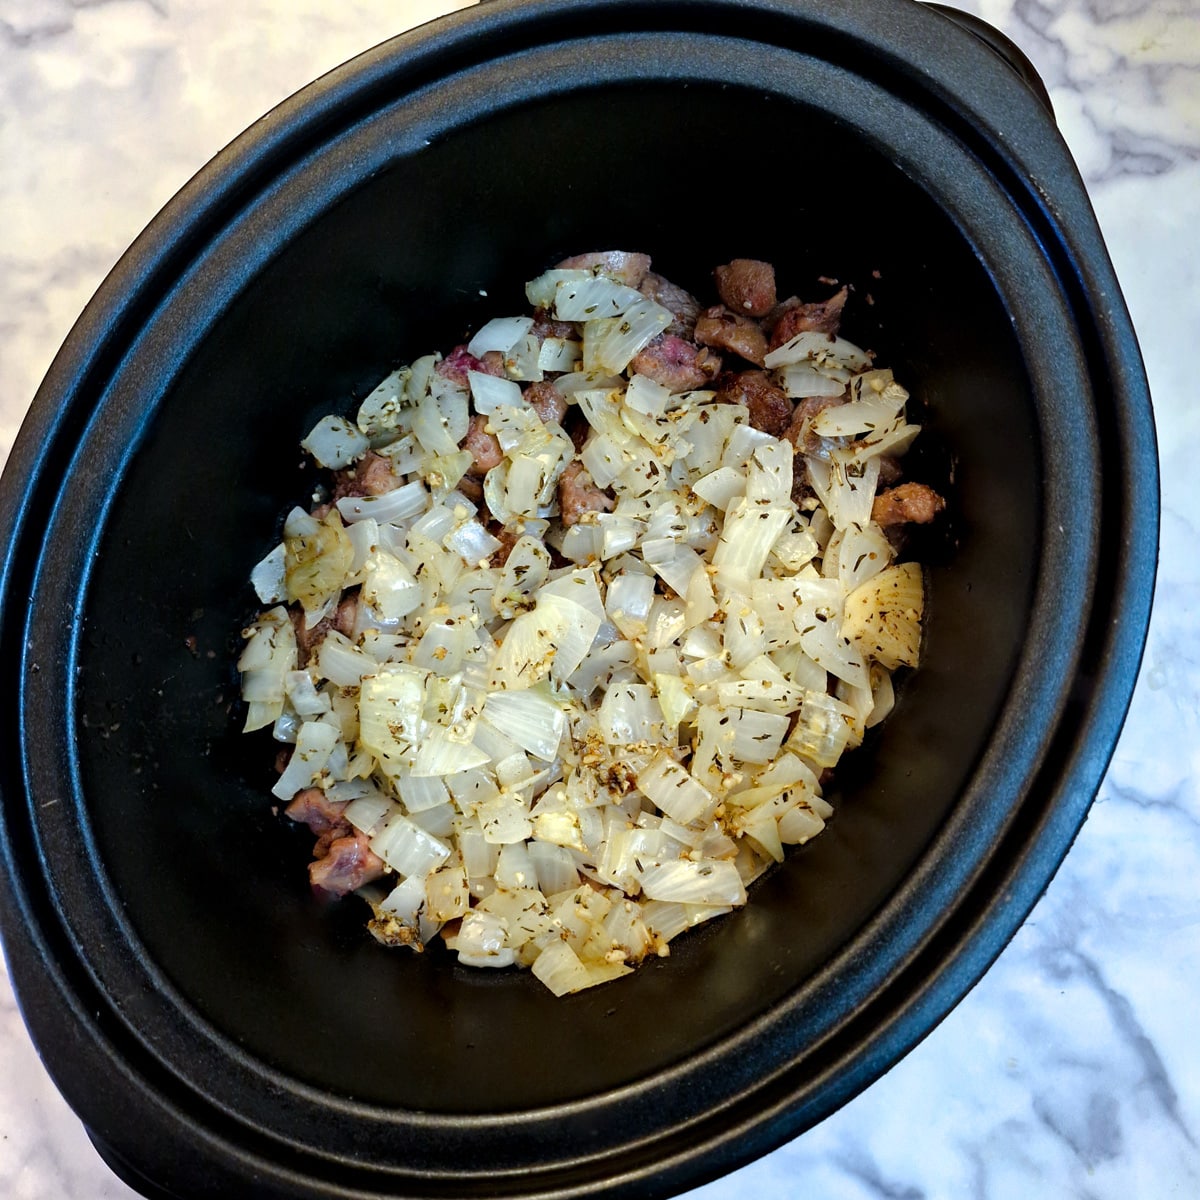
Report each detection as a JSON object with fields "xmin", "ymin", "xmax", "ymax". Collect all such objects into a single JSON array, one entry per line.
[{"xmin": 238, "ymin": 253, "xmax": 943, "ymax": 995}]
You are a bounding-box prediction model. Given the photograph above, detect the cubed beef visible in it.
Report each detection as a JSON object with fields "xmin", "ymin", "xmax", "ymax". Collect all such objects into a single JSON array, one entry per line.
[
  {"xmin": 437, "ymin": 344, "xmax": 507, "ymax": 387},
  {"xmin": 638, "ymin": 271, "xmax": 702, "ymax": 338},
  {"xmin": 523, "ymin": 380, "xmax": 568, "ymax": 426},
  {"xmin": 559, "ymin": 460, "xmax": 614, "ymax": 526},
  {"xmin": 630, "ymin": 334, "xmax": 721, "ymax": 392},
  {"xmin": 783, "ymin": 395, "xmax": 847, "ymax": 456},
  {"xmin": 285, "ymin": 788, "xmax": 349, "ymax": 835},
  {"xmin": 462, "ymin": 413, "xmax": 503, "ymax": 476},
  {"xmin": 309, "ymin": 832, "xmax": 387, "ymax": 897},
  {"xmin": 715, "ymin": 370, "xmax": 793, "ymax": 437},
  {"xmin": 768, "ymin": 286, "xmax": 849, "ymax": 349},
  {"xmin": 332, "ymin": 450, "xmax": 398, "ymax": 500},
  {"xmin": 694, "ymin": 305, "xmax": 768, "ymax": 366},
  {"xmin": 714, "ymin": 259, "xmax": 777, "ymax": 317},
  {"xmin": 530, "ymin": 307, "xmax": 578, "ymax": 341},
  {"xmin": 871, "ymin": 482, "xmax": 946, "ymax": 526}
]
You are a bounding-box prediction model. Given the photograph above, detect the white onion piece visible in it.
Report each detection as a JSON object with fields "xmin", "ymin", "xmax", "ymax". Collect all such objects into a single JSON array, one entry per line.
[
  {"xmin": 477, "ymin": 793, "xmax": 534, "ymax": 845},
  {"xmin": 358, "ymin": 666, "xmax": 427, "ymax": 770},
  {"xmin": 532, "ymin": 939, "xmax": 625, "ymax": 996},
  {"xmin": 356, "ymin": 367, "xmax": 410, "ymax": 440},
  {"xmin": 271, "ymin": 720, "xmax": 338, "ymax": 801},
  {"xmin": 467, "ymin": 316, "xmax": 534, "ymax": 357},
  {"xmin": 538, "ymin": 337, "xmax": 582, "ymax": 373},
  {"xmin": 238, "ymin": 606, "xmax": 296, "ymax": 732},
  {"xmin": 763, "ymin": 330, "xmax": 872, "ymax": 371},
  {"xmin": 426, "ymin": 865, "xmax": 471, "ymax": 921},
  {"xmin": 444, "ymin": 518, "xmax": 502, "ymax": 566},
  {"xmin": 284, "ymin": 671, "xmax": 331, "ymax": 717},
  {"xmin": 710, "ymin": 498, "xmax": 792, "ymax": 592},
  {"xmin": 455, "ymin": 910, "xmax": 515, "ymax": 968},
  {"xmin": 301, "ymin": 415, "xmax": 370, "ymax": 469},
  {"xmin": 597, "ymin": 683, "xmax": 665, "ymax": 745},
  {"xmin": 250, "ymin": 543, "xmax": 287, "ymax": 604},
  {"xmin": 410, "ymin": 731, "xmax": 491, "ymax": 778},
  {"xmin": 527, "ymin": 842, "xmax": 579, "ymax": 894},
  {"xmin": 553, "ymin": 276, "xmax": 645, "ymax": 321},
  {"xmin": 525, "ymin": 268, "xmax": 592, "ymax": 309},
  {"xmin": 691, "ymin": 466, "xmax": 745, "ymax": 511},
  {"xmin": 378, "ymin": 875, "xmax": 426, "ymax": 931},
  {"xmin": 370, "ymin": 812, "xmax": 451, "ymax": 878},
  {"xmin": 805, "ymin": 452, "xmax": 880, "ymax": 531},
  {"xmin": 606, "ymin": 571, "xmax": 655, "ymax": 639},
  {"xmin": 343, "ymin": 790, "xmax": 395, "ymax": 837},
  {"xmin": 810, "ymin": 390, "xmax": 906, "ymax": 438},
  {"xmin": 640, "ymin": 859, "xmax": 746, "ymax": 906},
  {"xmin": 637, "ymin": 754, "xmax": 718, "ymax": 825},
  {"xmin": 787, "ymin": 690, "xmax": 857, "ymax": 768},
  {"xmin": 775, "ymin": 363, "xmax": 848, "ymax": 399},
  {"xmin": 467, "ymin": 370, "xmax": 524, "ymax": 413},
  {"xmin": 335, "ymin": 480, "xmax": 428, "ymax": 525},
  {"xmin": 361, "ymin": 551, "xmax": 422, "ymax": 622},
  {"xmin": 582, "ymin": 299, "xmax": 673, "ymax": 374},
  {"xmin": 504, "ymin": 333, "xmax": 544, "ymax": 382},
  {"xmin": 482, "ymin": 690, "xmax": 566, "ymax": 761}
]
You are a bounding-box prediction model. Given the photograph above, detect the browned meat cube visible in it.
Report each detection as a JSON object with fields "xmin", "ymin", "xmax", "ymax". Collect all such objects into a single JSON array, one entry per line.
[
  {"xmin": 489, "ymin": 525, "xmax": 520, "ymax": 568},
  {"xmin": 332, "ymin": 450, "xmax": 398, "ymax": 499},
  {"xmin": 437, "ymin": 344, "xmax": 507, "ymax": 386},
  {"xmin": 714, "ymin": 259, "xmax": 777, "ymax": 317},
  {"xmin": 768, "ymin": 286, "xmax": 850, "ymax": 349},
  {"xmin": 559, "ymin": 460, "xmax": 614, "ymax": 526},
  {"xmin": 871, "ymin": 482, "xmax": 946, "ymax": 526},
  {"xmin": 530, "ymin": 307, "xmax": 578, "ymax": 341},
  {"xmin": 783, "ymin": 395, "xmax": 847, "ymax": 456},
  {"xmin": 309, "ymin": 832, "xmax": 387, "ymax": 896},
  {"xmin": 694, "ymin": 305, "xmax": 768, "ymax": 366},
  {"xmin": 285, "ymin": 788, "xmax": 349, "ymax": 834},
  {"xmin": 715, "ymin": 370, "xmax": 793, "ymax": 437},
  {"xmin": 630, "ymin": 334, "xmax": 722, "ymax": 392},
  {"xmin": 523, "ymin": 380, "xmax": 568, "ymax": 426},
  {"xmin": 462, "ymin": 413, "xmax": 503, "ymax": 476},
  {"xmin": 638, "ymin": 272, "xmax": 702, "ymax": 338}
]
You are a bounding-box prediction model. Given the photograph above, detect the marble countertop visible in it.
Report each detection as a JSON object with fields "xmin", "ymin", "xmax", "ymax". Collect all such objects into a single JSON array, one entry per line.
[{"xmin": 1, "ymin": 1, "xmax": 1197, "ymax": 1197}]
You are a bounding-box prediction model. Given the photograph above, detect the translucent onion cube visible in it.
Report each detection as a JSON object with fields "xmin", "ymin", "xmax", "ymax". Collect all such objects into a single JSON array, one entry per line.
[
  {"xmin": 640, "ymin": 859, "xmax": 747, "ymax": 907},
  {"xmin": 842, "ymin": 561, "xmax": 925, "ymax": 670}
]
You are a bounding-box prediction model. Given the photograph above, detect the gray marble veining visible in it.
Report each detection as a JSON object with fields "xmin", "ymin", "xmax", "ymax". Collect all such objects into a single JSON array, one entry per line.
[{"xmin": 1, "ymin": 2, "xmax": 1197, "ymax": 1198}]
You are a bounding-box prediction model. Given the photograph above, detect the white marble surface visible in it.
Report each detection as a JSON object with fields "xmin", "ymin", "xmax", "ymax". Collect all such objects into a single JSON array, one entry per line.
[{"xmin": 1, "ymin": 0, "xmax": 1197, "ymax": 1197}]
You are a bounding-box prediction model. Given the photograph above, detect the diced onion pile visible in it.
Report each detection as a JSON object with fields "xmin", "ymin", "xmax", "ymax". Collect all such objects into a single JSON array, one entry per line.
[{"xmin": 238, "ymin": 257, "xmax": 928, "ymax": 996}]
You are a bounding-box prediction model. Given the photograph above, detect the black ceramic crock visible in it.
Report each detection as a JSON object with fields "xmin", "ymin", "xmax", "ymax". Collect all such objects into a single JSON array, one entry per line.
[{"xmin": 0, "ymin": 2, "xmax": 1158, "ymax": 1198}]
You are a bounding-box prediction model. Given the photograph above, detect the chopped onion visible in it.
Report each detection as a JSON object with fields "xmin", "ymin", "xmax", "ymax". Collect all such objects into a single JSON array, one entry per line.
[
  {"xmin": 301, "ymin": 414, "xmax": 370, "ymax": 469},
  {"xmin": 271, "ymin": 719, "xmax": 338, "ymax": 801},
  {"xmin": 763, "ymin": 330, "xmax": 872, "ymax": 371},
  {"xmin": 467, "ymin": 316, "xmax": 534, "ymax": 357},
  {"xmin": 483, "ymin": 689, "xmax": 566, "ymax": 761},
  {"xmin": 241, "ymin": 251, "xmax": 936, "ymax": 997},
  {"xmin": 553, "ymin": 276, "xmax": 646, "ymax": 321},
  {"xmin": 335, "ymin": 480, "xmax": 428, "ymax": 525},
  {"xmin": 582, "ymin": 298, "xmax": 673, "ymax": 374},
  {"xmin": 250, "ymin": 543, "xmax": 287, "ymax": 604},
  {"xmin": 467, "ymin": 370, "xmax": 524, "ymax": 413},
  {"xmin": 842, "ymin": 562, "xmax": 925, "ymax": 669},
  {"xmin": 640, "ymin": 859, "xmax": 747, "ymax": 906}
]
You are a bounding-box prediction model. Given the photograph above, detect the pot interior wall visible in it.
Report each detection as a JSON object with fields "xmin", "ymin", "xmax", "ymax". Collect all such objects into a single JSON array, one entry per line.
[{"xmin": 75, "ymin": 82, "xmax": 1038, "ymax": 1111}]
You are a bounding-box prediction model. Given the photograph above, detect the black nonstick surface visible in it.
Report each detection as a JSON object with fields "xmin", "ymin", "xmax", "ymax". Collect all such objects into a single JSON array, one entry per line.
[{"xmin": 0, "ymin": 3, "xmax": 1156, "ymax": 1198}]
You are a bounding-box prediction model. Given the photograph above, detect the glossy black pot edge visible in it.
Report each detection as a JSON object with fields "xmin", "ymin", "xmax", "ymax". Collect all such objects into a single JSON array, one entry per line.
[
  {"xmin": 0, "ymin": 2, "xmax": 1157, "ymax": 1198},
  {"xmin": 923, "ymin": 3, "xmax": 1054, "ymax": 113}
]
